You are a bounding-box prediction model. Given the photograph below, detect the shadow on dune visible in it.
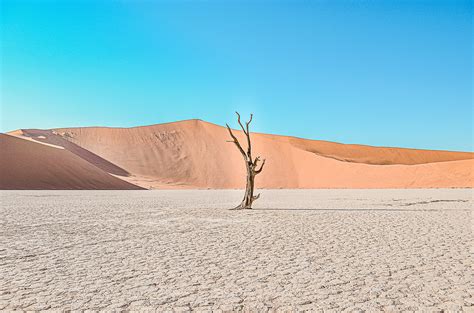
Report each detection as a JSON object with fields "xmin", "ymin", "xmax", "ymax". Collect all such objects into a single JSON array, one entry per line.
[{"xmin": 19, "ymin": 129, "xmax": 131, "ymax": 177}]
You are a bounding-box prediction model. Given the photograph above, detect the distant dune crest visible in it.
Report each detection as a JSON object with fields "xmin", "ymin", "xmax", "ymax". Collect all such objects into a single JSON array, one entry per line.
[{"xmin": 1, "ymin": 119, "xmax": 473, "ymax": 189}]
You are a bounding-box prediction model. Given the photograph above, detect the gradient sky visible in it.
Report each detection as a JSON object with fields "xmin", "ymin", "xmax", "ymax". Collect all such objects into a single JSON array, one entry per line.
[{"xmin": 1, "ymin": 0, "xmax": 472, "ymax": 151}]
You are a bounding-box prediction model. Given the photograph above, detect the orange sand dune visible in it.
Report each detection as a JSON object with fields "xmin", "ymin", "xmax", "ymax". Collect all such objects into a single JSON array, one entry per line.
[
  {"xmin": 0, "ymin": 134, "xmax": 143, "ymax": 190},
  {"xmin": 287, "ymin": 136, "xmax": 473, "ymax": 165},
  {"xmin": 8, "ymin": 119, "xmax": 471, "ymax": 189}
]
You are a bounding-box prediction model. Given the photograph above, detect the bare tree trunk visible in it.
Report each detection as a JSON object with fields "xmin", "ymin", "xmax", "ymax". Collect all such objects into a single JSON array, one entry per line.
[{"xmin": 226, "ymin": 112, "xmax": 265, "ymax": 210}]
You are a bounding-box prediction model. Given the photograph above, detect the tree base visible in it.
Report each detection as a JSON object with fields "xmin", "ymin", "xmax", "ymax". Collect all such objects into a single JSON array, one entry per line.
[
  {"xmin": 229, "ymin": 205, "xmax": 252, "ymax": 210},
  {"xmin": 229, "ymin": 193, "xmax": 260, "ymax": 210}
]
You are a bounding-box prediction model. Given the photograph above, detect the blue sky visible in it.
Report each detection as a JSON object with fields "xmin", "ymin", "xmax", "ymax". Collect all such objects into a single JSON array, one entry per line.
[{"xmin": 1, "ymin": 0, "xmax": 472, "ymax": 151}]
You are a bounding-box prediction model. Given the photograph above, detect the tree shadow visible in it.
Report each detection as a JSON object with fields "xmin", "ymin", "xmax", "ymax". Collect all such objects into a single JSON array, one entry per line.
[{"xmin": 253, "ymin": 208, "xmax": 470, "ymax": 212}]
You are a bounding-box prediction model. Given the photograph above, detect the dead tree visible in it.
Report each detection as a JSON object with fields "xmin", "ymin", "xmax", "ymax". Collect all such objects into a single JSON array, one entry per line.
[{"xmin": 226, "ymin": 112, "xmax": 265, "ymax": 210}]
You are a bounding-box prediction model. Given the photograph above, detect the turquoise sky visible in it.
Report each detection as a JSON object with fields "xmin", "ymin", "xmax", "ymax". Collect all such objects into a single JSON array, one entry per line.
[{"xmin": 1, "ymin": 0, "xmax": 472, "ymax": 151}]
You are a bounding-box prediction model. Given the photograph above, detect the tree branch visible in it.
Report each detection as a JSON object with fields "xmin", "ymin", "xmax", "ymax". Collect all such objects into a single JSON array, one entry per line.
[
  {"xmin": 245, "ymin": 114, "xmax": 253, "ymax": 132},
  {"xmin": 235, "ymin": 112, "xmax": 247, "ymax": 135},
  {"xmin": 253, "ymin": 156, "xmax": 261, "ymax": 166},
  {"xmin": 255, "ymin": 159, "xmax": 266, "ymax": 174},
  {"xmin": 245, "ymin": 113, "xmax": 253, "ymax": 158},
  {"xmin": 226, "ymin": 123, "xmax": 247, "ymax": 159}
]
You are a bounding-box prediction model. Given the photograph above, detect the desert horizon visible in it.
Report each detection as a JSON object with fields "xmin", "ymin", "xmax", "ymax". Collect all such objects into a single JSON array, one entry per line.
[
  {"xmin": 7, "ymin": 117, "xmax": 474, "ymax": 152},
  {"xmin": 1, "ymin": 118, "xmax": 473, "ymax": 190}
]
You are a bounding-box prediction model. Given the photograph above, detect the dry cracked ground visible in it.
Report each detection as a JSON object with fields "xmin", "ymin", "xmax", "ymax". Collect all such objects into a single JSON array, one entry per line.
[{"xmin": 1, "ymin": 189, "xmax": 473, "ymax": 312}]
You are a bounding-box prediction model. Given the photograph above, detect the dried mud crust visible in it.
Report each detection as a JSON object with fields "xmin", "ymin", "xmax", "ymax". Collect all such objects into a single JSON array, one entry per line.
[{"xmin": 1, "ymin": 189, "xmax": 473, "ymax": 311}]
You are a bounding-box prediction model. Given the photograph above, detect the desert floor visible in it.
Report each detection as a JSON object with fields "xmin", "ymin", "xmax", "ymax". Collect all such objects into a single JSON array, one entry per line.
[{"xmin": 1, "ymin": 189, "xmax": 473, "ymax": 312}]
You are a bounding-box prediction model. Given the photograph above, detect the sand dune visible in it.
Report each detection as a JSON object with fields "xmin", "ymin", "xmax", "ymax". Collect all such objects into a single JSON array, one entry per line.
[
  {"xmin": 288, "ymin": 136, "xmax": 473, "ymax": 165},
  {"xmin": 0, "ymin": 134, "xmax": 143, "ymax": 190},
  {"xmin": 6, "ymin": 119, "xmax": 472, "ymax": 189}
]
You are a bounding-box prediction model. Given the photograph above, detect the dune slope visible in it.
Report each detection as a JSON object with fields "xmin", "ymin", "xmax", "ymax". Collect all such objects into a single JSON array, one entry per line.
[
  {"xmin": 288, "ymin": 136, "xmax": 473, "ymax": 165},
  {"xmin": 9, "ymin": 119, "xmax": 471, "ymax": 189},
  {"xmin": 0, "ymin": 134, "xmax": 143, "ymax": 190}
]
